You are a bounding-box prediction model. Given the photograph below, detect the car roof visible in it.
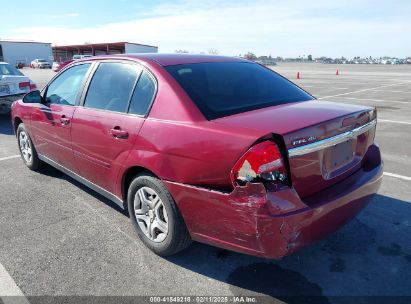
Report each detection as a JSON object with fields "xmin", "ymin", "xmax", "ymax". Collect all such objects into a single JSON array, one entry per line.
[{"xmin": 82, "ymin": 53, "xmax": 250, "ymax": 67}]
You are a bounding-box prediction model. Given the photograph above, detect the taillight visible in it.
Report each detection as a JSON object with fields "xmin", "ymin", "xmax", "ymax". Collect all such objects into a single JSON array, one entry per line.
[
  {"xmin": 30, "ymin": 83, "xmax": 37, "ymax": 91},
  {"xmin": 19, "ymin": 82, "xmax": 30, "ymax": 90},
  {"xmin": 230, "ymin": 140, "xmax": 288, "ymax": 187}
]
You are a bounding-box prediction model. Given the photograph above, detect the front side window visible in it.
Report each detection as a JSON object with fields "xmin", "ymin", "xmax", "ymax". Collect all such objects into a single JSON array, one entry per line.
[
  {"xmin": 165, "ymin": 62, "xmax": 314, "ymax": 119},
  {"xmin": 84, "ymin": 62, "xmax": 141, "ymax": 113},
  {"xmin": 46, "ymin": 63, "xmax": 91, "ymax": 106},
  {"xmin": 128, "ymin": 71, "xmax": 156, "ymax": 116}
]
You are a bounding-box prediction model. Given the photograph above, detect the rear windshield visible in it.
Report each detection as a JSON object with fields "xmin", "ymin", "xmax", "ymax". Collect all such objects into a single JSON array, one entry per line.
[
  {"xmin": 165, "ymin": 62, "xmax": 314, "ymax": 119},
  {"xmin": 0, "ymin": 64, "xmax": 24, "ymax": 76}
]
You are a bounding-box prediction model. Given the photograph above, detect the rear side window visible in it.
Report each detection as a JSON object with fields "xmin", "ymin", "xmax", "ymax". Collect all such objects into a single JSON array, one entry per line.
[
  {"xmin": 46, "ymin": 63, "xmax": 91, "ymax": 106},
  {"xmin": 165, "ymin": 62, "xmax": 314, "ymax": 119},
  {"xmin": 84, "ymin": 62, "xmax": 141, "ymax": 113},
  {"xmin": 0, "ymin": 64, "xmax": 24, "ymax": 76},
  {"xmin": 128, "ymin": 71, "xmax": 156, "ymax": 116}
]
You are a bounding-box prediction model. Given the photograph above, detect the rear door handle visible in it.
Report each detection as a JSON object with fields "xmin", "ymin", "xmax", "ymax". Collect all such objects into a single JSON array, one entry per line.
[
  {"xmin": 60, "ymin": 115, "xmax": 70, "ymax": 125},
  {"xmin": 110, "ymin": 127, "xmax": 129, "ymax": 139}
]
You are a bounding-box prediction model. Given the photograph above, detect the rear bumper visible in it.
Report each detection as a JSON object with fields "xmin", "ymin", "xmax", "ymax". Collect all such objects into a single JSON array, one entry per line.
[
  {"xmin": 164, "ymin": 144, "xmax": 383, "ymax": 259},
  {"xmin": 0, "ymin": 94, "xmax": 25, "ymax": 114}
]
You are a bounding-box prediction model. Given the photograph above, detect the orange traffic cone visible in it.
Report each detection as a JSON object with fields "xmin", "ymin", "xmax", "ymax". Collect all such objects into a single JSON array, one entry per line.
[
  {"xmin": 336, "ymin": 69, "xmax": 339, "ymax": 75},
  {"xmin": 297, "ymin": 72, "xmax": 300, "ymax": 79}
]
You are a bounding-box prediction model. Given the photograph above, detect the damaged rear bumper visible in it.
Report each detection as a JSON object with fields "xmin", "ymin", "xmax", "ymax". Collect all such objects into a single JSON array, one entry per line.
[{"xmin": 164, "ymin": 144, "xmax": 383, "ymax": 259}]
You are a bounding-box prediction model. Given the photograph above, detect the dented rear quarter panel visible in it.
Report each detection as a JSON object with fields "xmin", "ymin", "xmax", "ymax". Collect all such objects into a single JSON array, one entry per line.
[{"xmin": 119, "ymin": 118, "xmax": 267, "ymax": 194}]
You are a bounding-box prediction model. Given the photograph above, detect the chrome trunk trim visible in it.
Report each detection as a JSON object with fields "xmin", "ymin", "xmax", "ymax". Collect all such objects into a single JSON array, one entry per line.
[{"xmin": 288, "ymin": 119, "xmax": 377, "ymax": 158}]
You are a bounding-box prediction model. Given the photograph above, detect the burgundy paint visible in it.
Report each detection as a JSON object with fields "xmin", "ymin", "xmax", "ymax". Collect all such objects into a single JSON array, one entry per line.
[{"xmin": 11, "ymin": 54, "xmax": 383, "ymax": 258}]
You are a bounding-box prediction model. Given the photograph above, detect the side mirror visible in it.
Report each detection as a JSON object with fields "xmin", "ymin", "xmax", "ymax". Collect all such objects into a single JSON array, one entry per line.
[{"xmin": 23, "ymin": 90, "xmax": 43, "ymax": 104}]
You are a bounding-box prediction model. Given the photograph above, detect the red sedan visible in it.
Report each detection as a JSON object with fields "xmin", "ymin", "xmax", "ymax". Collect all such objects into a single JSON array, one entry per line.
[{"xmin": 11, "ymin": 54, "xmax": 383, "ymax": 258}]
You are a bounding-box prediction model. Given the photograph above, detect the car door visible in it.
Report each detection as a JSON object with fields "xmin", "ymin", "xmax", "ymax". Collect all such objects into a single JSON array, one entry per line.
[
  {"xmin": 30, "ymin": 63, "xmax": 92, "ymax": 171},
  {"xmin": 71, "ymin": 61, "xmax": 147, "ymax": 194}
]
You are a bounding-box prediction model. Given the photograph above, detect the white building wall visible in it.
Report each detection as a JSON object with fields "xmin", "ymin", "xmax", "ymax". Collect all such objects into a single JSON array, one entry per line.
[
  {"xmin": 125, "ymin": 43, "xmax": 158, "ymax": 54},
  {"xmin": 0, "ymin": 41, "xmax": 53, "ymax": 67}
]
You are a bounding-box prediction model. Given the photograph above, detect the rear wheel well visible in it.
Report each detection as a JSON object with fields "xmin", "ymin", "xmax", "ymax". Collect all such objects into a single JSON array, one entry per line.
[
  {"xmin": 14, "ymin": 117, "xmax": 23, "ymax": 135},
  {"xmin": 122, "ymin": 166, "xmax": 159, "ymax": 202}
]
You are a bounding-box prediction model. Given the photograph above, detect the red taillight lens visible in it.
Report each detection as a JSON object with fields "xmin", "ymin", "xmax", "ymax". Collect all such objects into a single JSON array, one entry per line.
[
  {"xmin": 29, "ymin": 83, "xmax": 37, "ymax": 91},
  {"xmin": 19, "ymin": 82, "xmax": 30, "ymax": 89},
  {"xmin": 231, "ymin": 140, "xmax": 288, "ymax": 187}
]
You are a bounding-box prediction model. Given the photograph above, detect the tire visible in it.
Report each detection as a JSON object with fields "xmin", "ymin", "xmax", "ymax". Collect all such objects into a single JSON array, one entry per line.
[
  {"xmin": 17, "ymin": 123, "xmax": 44, "ymax": 171},
  {"xmin": 127, "ymin": 173, "xmax": 191, "ymax": 256}
]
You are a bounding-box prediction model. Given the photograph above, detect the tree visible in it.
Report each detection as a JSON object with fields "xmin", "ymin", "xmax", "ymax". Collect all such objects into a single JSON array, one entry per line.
[
  {"xmin": 174, "ymin": 49, "xmax": 189, "ymax": 53},
  {"xmin": 307, "ymin": 54, "xmax": 313, "ymax": 61},
  {"xmin": 244, "ymin": 52, "xmax": 257, "ymax": 60}
]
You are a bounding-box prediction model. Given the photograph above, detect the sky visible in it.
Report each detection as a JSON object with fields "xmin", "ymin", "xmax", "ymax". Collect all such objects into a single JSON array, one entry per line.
[{"xmin": 1, "ymin": 0, "xmax": 410, "ymax": 58}]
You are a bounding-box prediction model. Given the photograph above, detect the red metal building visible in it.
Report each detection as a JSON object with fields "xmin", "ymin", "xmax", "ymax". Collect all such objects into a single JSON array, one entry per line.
[{"xmin": 52, "ymin": 41, "xmax": 158, "ymax": 62}]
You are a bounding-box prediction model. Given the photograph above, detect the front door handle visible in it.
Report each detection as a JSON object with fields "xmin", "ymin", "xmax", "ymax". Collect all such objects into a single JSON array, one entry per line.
[
  {"xmin": 110, "ymin": 127, "xmax": 129, "ymax": 139},
  {"xmin": 60, "ymin": 115, "xmax": 70, "ymax": 125}
]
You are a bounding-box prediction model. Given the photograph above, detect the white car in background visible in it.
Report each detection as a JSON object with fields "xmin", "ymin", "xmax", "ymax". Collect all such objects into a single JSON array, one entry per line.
[
  {"xmin": 72, "ymin": 54, "xmax": 93, "ymax": 60},
  {"xmin": 0, "ymin": 62, "xmax": 37, "ymax": 114},
  {"xmin": 30, "ymin": 59, "xmax": 51, "ymax": 69},
  {"xmin": 52, "ymin": 55, "xmax": 93, "ymax": 72}
]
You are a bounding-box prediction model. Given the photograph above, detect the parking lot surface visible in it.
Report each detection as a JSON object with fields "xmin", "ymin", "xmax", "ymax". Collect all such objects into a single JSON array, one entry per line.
[{"xmin": 0, "ymin": 64, "xmax": 410, "ymax": 304}]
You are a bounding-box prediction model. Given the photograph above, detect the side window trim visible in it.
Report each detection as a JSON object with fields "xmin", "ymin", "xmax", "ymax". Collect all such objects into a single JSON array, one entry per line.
[
  {"xmin": 144, "ymin": 69, "xmax": 158, "ymax": 117},
  {"xmin": 126, "ymin": 68, "xmax": 158, "ymax": 118},
  {"xmin": 125, "ymin": 68, "xmax": 144, "ymax": 114},
  {"xmin": 43, "ymin": 62, "xmax": 95, "ymax": 107},
  {"xmin": 78, "ymin": 61, "xmax": 100, "ymax": 107},
  {"xmin": 123, "ymin": 64, "xmax": 143, "ymax": 112}
]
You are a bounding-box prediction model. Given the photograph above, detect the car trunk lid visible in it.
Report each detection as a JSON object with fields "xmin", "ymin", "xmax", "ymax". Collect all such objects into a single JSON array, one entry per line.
[
  {"xmin": 0, "ymin": 75, "xmax": 31, "ymax": 97},
  {"xmin": 213, "ymin": 100, "xmax": 376, "ymax": 198}
]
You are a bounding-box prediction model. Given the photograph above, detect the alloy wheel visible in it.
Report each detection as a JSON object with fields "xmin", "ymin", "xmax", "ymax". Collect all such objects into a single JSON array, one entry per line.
[
  {"xmin": 134, "ymin": 186, "xmax": 169, "ymax": 242},
  {"xmin": 19, "ymin": 131, "xmax": 32, "ymax": 164}
]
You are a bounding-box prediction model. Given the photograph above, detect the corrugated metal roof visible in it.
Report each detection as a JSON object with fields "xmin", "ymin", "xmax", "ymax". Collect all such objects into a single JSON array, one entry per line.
[{"xmin": 0, "ymin": 39, "xmax": 51, "ymax": 45}]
